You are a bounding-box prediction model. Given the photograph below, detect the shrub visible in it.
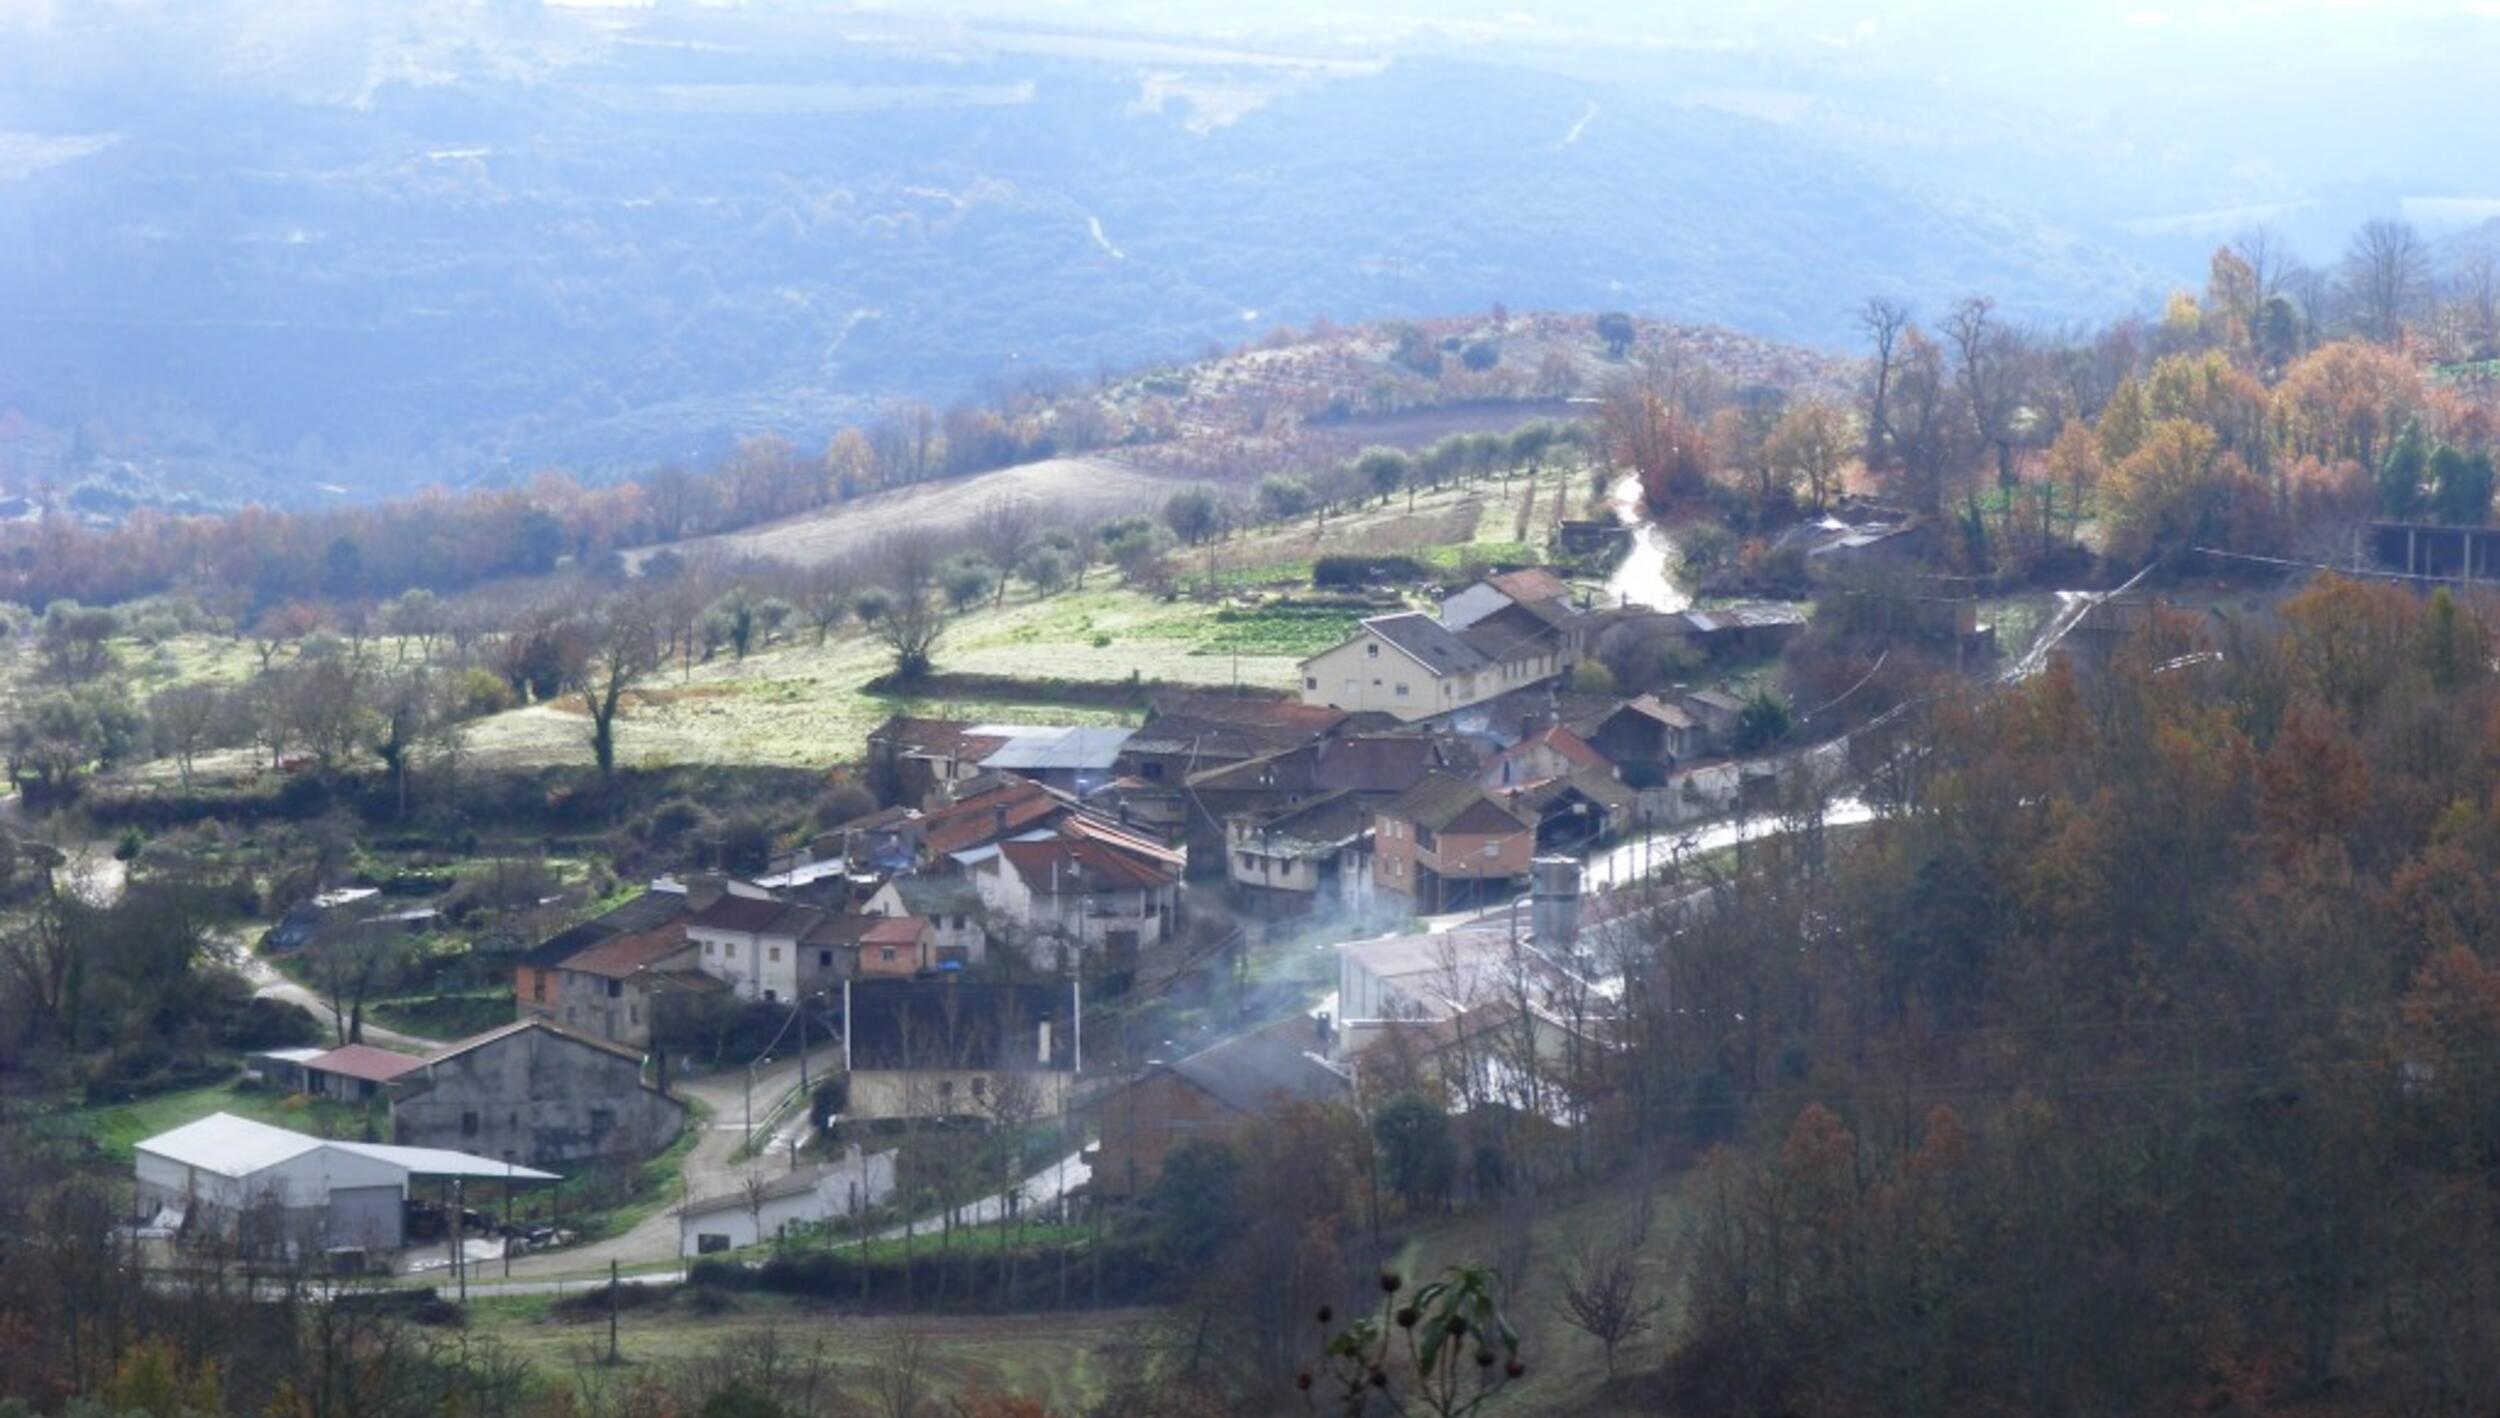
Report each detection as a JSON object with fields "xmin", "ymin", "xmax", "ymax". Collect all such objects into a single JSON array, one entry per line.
[{"xmin": 1313, "ymin": 554, "xmax": 1428, "ymax": 588}]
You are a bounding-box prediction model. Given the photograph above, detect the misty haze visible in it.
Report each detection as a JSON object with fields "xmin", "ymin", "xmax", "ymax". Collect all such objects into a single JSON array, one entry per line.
[{"xmin": 3, "ymin": 2, "xmax": 2500, "ymax": 1415}]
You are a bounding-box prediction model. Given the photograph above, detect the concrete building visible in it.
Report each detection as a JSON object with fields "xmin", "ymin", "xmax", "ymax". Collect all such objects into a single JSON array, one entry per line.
[
  {"xmin": 1298, "ymin": 611, "xmax": 1568, "ymax": 722},
  {"xmin": 1439, "ymin": 568, "xmax": 1577, "ymax": 633},
  {"xmin": 860, "ymin": 875, "xmax": 990, "ymax": 969},
  {"xmin": 1371, "ymin": 773, "xmax": 1537, "ymax": 912},
  {"xmin": 133, "ymin": 1112, "xmax": 553, "ymax": 1258},
  {"xmin": 1223, "ymin": 791, "xmax": 1379, "ymax": 917},
  {"xmin": 858, "ymin": 915, "xmax": 938, "ymax": 976},
  {"xmin": 677, "ymin": 1147, "xmax": 898, "ymax": 1256},
  {"xmin": 840, "ymin": 978, "xmax": 1082, "ymax": 1123},
  {"xmin": 1331, "ymin": 925, "xmax": 1610, "ymax": 1110},
  {"xmin": 518, "ymin": 919, "xmax": 725, "ymax": 1050},
  {"xmin": 981, "ymin": 835, "xmax": 1180, "ymax": 969},
  {"xmin": 684, "ymin": 895, "xmax": 845, "ymax": 1004},
  {"xmin": 301, "ymin": 1044, "xmax": 425, "ymax": 1102},
  {"xmin": 1088, "ymin": 1025, "xmax": 1349, "ymax": 1198},
  {"xmin": 389, "ymin": 1019, "xmax": 685, "ymax": 1168}
]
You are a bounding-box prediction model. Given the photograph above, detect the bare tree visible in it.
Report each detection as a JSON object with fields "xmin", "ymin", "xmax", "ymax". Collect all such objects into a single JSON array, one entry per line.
[
  {"xmin": 1553, "ymin": 1199, "xmax": 1662, "ymax": 1376},
  {"xmin": 1945, "ymin": 295, "xmax": 2030, "ymax": 492},
  {"xmin": 2231, "ymin": 226, "xmax": 2291, "ymax": 305},
  {"xmin": 309, "ymin": 924, "xmax": 407, "ymax": 1047},
  {"xmin": 1856, "ymin": 297, "xmax": 1912, "ymax": 475},
  {"xmin": 577, "ymin": 594, "xmax": 662, "ymax": 776},
  {"xmin": 870, "ymin": 533, "xmax": 950, "ymax": 681},
  {"xmin": 148, "ymin": 683, "xmax": 226, "ymax": 791},
  {"xmin": 866, "ymin": 1328, "xmax": 932, "ymax": 1418},
  {"xmin": 740, "ymin": 1168, "xmax": 774, "ymax": 1248},
  {"xmin": 801, "ymin": 565, "xmax": 853, "ymax": 644},
  {"xmin": 2341, "ymin": 217, "xmax": 2430, "ymax": 343},
  {"xmin": 2448, "ymin": 252, "xmax": 2500, "ymax": 358},
  {"xmin": 967, "ymin": 498, "xmax": 1037, "ymax": 605}
]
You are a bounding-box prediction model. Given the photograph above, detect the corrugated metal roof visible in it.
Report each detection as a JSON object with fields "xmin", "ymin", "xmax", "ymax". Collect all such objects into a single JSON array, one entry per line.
[
  {"xmin": 306, "ymin": 1043, "xmax": 427, "ymax": 1084},
  {"xmin": 968, "ymin": 725, "xmax": 1135, "ymax": 771},
  {"xmin": 135, "ymin": 1112, "xmax": 327, "ymax": 1177}
]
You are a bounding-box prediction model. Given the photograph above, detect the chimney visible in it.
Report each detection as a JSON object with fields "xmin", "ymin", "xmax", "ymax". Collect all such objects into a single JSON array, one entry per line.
[
  {"xmin": 1531, "ymin": 855, "xmax": 1581, "ymax": 952},
  {"xmin": 685, "ymin": 873, "xmax": 728, "ymax": 911}
]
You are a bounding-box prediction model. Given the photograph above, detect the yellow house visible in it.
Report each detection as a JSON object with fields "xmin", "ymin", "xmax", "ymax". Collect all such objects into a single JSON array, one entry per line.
[{"xmin": 1298, "ymin": 611, "xmax": 1564, "ymax": 722}]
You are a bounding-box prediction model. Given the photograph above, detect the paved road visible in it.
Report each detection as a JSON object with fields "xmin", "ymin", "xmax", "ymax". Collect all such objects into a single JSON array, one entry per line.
[
  {"xmin": 494, "ymin": 1045, "xmax": 835, "ymax": 1280},
  {"xmin": 224, "ymin": 936, "xmax": 444, "ymax": 1054},
  {"xmin": 456, "ymin": 1140, "xmax": 1091, "ymax": 1297}
]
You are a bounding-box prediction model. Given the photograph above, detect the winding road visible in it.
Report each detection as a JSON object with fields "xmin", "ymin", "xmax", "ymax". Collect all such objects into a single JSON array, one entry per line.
[{"xmin": 1604, "ymin": 473, "xmax": 1690, "ymax": 613}]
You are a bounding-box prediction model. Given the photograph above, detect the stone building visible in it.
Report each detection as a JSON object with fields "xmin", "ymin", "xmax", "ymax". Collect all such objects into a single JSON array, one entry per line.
[{"xmin": 389, "ymin": 1019, "xmax": 685, "ymax": 1168}]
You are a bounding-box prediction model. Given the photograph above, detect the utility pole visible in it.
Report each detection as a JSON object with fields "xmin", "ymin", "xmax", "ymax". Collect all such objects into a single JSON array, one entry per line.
[
  {"xmin": 452, "ymin": 1178, "xmax": 467, "ymax": 1303},
  {"xmin": 607, "ymin": 1258, "xmax": 620, "ymax": 1364}
]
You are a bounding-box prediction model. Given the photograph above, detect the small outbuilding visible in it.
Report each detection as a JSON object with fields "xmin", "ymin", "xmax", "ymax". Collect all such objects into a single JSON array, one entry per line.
[{"xmin": 676, "ymin": 1146, "xmax": 898, "ymax": 1256}]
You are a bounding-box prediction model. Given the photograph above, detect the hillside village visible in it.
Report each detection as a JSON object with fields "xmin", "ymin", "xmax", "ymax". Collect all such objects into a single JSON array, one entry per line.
[
  {"xmin": 119, "ymin": 542, "xmax": 1854, "ymax": 1277},
  {"xmin": 6, "ymin": 199, "xmax": 2500, "ymax": 1411}
]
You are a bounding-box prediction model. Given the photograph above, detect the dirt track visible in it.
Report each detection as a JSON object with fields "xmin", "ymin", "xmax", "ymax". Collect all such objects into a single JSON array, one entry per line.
[{"xmin": 626, "ymin": 456, "xmax": 1196, "ymax": 572}]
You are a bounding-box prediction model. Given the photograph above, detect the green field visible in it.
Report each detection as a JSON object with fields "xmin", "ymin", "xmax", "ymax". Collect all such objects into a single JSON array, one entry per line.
[
  {"xmin": 478, "ymin": 1291, "xmax": 1147, "ymax": 1411},
  {"xmin": 66, "ymin": 1079, "xmax": 375, "ymax": 1162},
  {"xmin": 370, "ymin": 992, "xmax": 516, "ymax": 1042}
]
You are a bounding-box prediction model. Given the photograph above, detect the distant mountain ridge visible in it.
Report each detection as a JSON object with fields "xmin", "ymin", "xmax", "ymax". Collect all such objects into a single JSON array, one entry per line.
[{"xmin": 0, "ymin": 14, "xmax": 2160, "ymax": 504}]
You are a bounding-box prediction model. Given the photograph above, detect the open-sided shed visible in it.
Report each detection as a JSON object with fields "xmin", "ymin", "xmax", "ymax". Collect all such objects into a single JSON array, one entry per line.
[{"xmin": 134, "ymin": 1112, "xmax": 553, "ymax": 1256}]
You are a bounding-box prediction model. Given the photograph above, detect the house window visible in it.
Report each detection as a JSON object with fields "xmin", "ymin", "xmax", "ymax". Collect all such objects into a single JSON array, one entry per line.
[
  {"xmin": 461, "ymin": 1111, "xmax": 479, "ymax": 1137},
  {"xmin": 769, "ymin": 946, "xmax": 782, "ymax": 963},
  {"xmin": 1304, "ymin": 676, "xmax": 1318, "ymax": 690},
  {"xmin": 605, "ymin": 978, "xmax": 622, "ymax": 998},
  {"xmin": 972, "ymin": 1076, "xmax": 988, "ymax": 1101},
  {"xmin": 1482, "ymin": 841, "xmax": 1501, "ymax": 859},
  {"xmin": 531, "ymin": 971, "xmax": 547, "ymax": 1003},
  {"xmin": 589, "ymin": 1107, "xmax": 615, "ymax": 1135},
  {"xmin": 1365, "ymin": 642, "xmax": 1379, "ymax": 658},
  {"xmin": 880, "ymin": 947, "xmax": 897, "ymax": 964},
  {"xmin": 763, "ymin": 988, "xmax": 778, "ymax": 1003},
  {"xmin": 1395, "ymin": 682, "xmax": 1410, "ymax": 698},
  {"xmin": 704, "ymin": 940, "xmax": 715, "ymax": 955},
  {"xmin": 1239, "ymin": 851, "xmax": 1254, "ymax": 871},
  {"xmin": 819, "ymin": 950, "xmax": 833, "ymax": 967},
  {"xmin": 938, "ymin": 1080, "xmax": 955, "ymax": 1106},
  {"xmin": 629, "ymin": 1005, "xmax": 640, "ymax": 1025}
]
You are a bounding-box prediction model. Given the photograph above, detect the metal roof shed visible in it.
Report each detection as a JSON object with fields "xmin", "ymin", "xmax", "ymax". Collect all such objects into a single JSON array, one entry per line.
[{"xmin": 132, "ymin": 1113, "xmax": 555, "ymax": 1255}]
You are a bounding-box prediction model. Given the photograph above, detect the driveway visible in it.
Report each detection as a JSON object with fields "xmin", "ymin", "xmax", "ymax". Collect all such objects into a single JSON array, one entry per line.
[
  {"xmin": 457, "ymin": 1135, "xmax": 1089, "ymax": 1296},
  {"xmin": 224, "ymin": 935, "xmax": 444, "ymax": 1054},
  {"xmin": 495, "ymin": 1045, "xmax": 836, "ymax": 1280}
]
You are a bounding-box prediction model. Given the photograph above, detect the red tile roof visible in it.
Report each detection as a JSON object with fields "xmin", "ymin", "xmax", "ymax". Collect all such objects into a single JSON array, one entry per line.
[
  {"xmin": 862, "ymin": 915, "xmax": 931, "ymax": 946},
  {"xmin": 561, "ymin": 922, "xmax": 692, "ymax": 980},
  {"xmin": 1487, "ymin": 567, "xmax": 1571, "ymax": 605},
  {"xmin": 305, "ymin": 1043, "xmax": 426, "ymax": 1084},
  {"xmin": 919, "ymin": 779, "xmax": 1065, "ymax": 856},
  {"xmin": 1507, "ymin": 722, "xmax": 1611, "ymax": 775},
  {"xmin": 999, "ymin": 837, "xmax": 1176, "ymax": 894},
  {"xmin": 1059, "ymin": 813, "xmax": 1186, "ymax": 867}
]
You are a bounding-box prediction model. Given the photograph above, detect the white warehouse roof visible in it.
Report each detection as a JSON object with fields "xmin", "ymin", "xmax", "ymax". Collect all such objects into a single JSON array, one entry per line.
[
  {"xmin": 137, "ymin": 1112, "xmax": 328, "ymax": 1179},
  {"xmin": 135, "ymin": 1113, "xmax": 555, "ymax": 1183}
]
